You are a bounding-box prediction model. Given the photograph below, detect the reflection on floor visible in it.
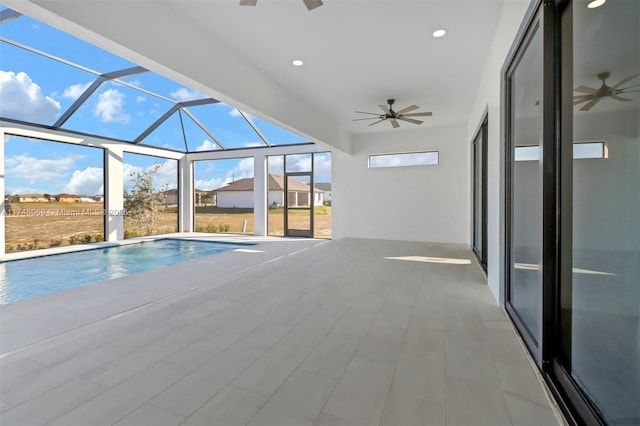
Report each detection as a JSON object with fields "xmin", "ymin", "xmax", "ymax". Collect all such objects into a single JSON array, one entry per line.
[{"xmin": 0, "ymin": 238, "xmax": 559, "ymax": 425}]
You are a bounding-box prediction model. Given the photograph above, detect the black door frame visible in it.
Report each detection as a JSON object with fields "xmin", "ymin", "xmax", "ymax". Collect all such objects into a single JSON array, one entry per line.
[
  {"xmin": 472, "ymin": 113, "xmax": 488, "ymax": 271},
  {"xmin": 502, "ymin": 1, "xmax": 605, "ymax": 424}
]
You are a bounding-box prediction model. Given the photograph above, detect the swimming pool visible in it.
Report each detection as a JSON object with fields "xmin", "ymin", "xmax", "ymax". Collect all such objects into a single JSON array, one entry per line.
[{"xmin": 0, "ymin": 239, "xmax": 250, "ymax": 305}]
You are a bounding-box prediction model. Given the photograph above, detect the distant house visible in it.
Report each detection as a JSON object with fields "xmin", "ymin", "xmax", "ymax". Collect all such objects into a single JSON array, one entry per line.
[
  {"xmin": 162, "ymin": 189, "xmax": 178, "ymax": 205},
  {"xmin": 315, "ymin": 183, "xmax": 332, "ymax": 206},
  {"xmin": 17, "ymin": 194, "xmax": 50, "ymax": 203},
  {"xmin": 56, "ymin": 194, "xmax": 81, "ymax": 203},
  {"xmin": 214, "ymin": 174, "xmax": 324, "ymax": 209}
]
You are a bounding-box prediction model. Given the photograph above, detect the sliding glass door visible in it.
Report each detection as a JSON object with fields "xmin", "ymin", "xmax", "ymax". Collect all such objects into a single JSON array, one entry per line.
[
  {"xmin": 505, "ymin": 11, "xmax": 544, "ymax": 359},
  {"xmin": 505, "ymin": 1, "xmax": 639, "ymax": 424},
  {"xmin": 556, "ymin": 1, "xmax": 640, "ymax": 423}
]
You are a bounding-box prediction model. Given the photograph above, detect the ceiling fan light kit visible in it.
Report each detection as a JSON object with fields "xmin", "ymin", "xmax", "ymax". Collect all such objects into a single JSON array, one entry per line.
[{"xmin": 353, "ymin": 99, "xmax": 433, "ymax": 129}]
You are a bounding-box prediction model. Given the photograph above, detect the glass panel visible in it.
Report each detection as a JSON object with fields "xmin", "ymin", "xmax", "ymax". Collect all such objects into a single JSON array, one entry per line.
[
  {"xmin": 63, "ymin": 80, "xmax": 175, "ymax": 141},
  {"xmin": 0, "ymin": 40, "xmax": 98, "ymax": 125},
  {"xmin": 248, "ymin": 114, "xmax": 309, "ymax": 145},
  {"xmin": 139, "ymin": 110, "xmax": 187, "ymax": 152},
  {"xmin": 567, "ymin": 1, "xmax": 640, "ymax": 423},
  {"xmin": 194, "ymin": 158, "xmax": 254, "ymax": 234},
  {"xmin": 183, "ymin": 112, "xmax": 222, "ymax": 152},
  {"xmin": 286, "ymin": 175, "xmax": 312, "ymax": 237},
  {"xmin": 1, "ymin": 14, "xmax": 135, "ymax": 73},
  {"xmin": 369, "ymin": 151, "xmax": 439, "ymax": 168},
  {"xmin": 510, "ymin": 25, "xmax": 543, "ymax": 342},
  {"xmin": 185, "ymin": 104, "xmax": 266, "ymax": 149},
  {"xmin": 120, "ymin": 74, "xmax": 207, "ymax": 102},
  {"xmin": 4, "ymin": 135, "xmax": 104, "ymax": 252},
  {"xmin": 267, "ymin": 155, "xmax": 285, "ymax": 236},
  {"xmin": 573, "ymin": 141, "xmax": 605, "ymax": 159},
  {"xmin": 314, "ymin": 152, "xmax": 332, "ymax": 239},
  {"xmin": 286, "ymin": 153, "xmax": 312, "ymax": 172},
  {"xmin": 123, "ymin": 152, "xmax": 178, "ymax": 238}
]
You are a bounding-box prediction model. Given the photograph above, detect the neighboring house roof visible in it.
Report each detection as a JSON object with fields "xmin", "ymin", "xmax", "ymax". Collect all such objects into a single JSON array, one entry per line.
[
  {"xmin": 214, "ymin": 174, "xmax": 323, "ymax": 193},
  {"xmin": 315, "ymin": 183, "xmax": 331, "ymax": 192},
  {"xmin": 19, "ymin": 194, "xmax": 47, "ymax": 198},
  {"xmin": 55, "ymin": 193, "xmax": 80, "ymax": 198}
]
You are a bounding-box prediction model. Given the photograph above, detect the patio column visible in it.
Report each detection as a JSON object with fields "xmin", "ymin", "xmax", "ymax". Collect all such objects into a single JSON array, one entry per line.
[
  {"xmin": 253, "ymin": 153, "xmax": 267, "ymax": 236},
  {"xmin": 178, "ymin": 155, "xmax": 193, "ymax": 232},
  {"xmin": 105, "ymin": 145, "xmax": 124, "ymax": 241}
]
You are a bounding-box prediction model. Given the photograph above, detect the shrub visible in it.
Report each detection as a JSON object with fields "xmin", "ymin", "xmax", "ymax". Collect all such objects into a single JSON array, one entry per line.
[
  {"xmin": 94, "ymin": 234, "xmax": 104, "ymax": 242},
  {"xmin": 50, "ymin": 239, "xmax": 63, "ymax": 247},
  {"xmin": 69, "ymin": 235, "xmax": 81, "ymax": 245}
]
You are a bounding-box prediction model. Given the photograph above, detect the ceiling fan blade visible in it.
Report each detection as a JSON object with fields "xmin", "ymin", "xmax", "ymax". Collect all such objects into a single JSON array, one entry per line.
[
  {"xmin": 354, "ymin": 111, "xmax": 382, "ymax": 116},
  {"xmin": 239, "ymin": 0, "xmax": 257, "ymax": 5},
  {"xmin": 611, "ymin": 73, "xmax": 639, "ymax": 89},
  {"xmin": 390, "ymin": 119, "xmax": 400, "ymax": 129},
  {"xmin": 353, "ymin": 117, "xmax": 382, "ymax": 121},
  {"xmin": 401, "ymin": 112, "xmax": 433, "ymax": 117},
  {"xmin": 397, "ymin": 117, "xmax": 423, "ymax": 125},
  {"xmin": 573, "ymin": 97, "xmax": 594, "ymax": 105},
  {"xmin": 394, "ymin": 105, "xmax": 419, "ymax": 115},
  {"xmin": 574, "ymin": 85, "xmax": 598, "ymax": 94},
  {"xmin": 368, "ymin": 119, "xmax": 385, "ymax": 127},
  {"xmin": 303, "ymin": 0, "xmax": 323, "ymax": 10},
  {"xmin": 580, "ymin": 98, "xmax": 600, "ymax": 111},
  {"xmin": 379, "ymin": 104, "xmax": 391, "ymax": 114},
  {"xmin": 611, "ymin": 95, "xmax": 633, "ymax": 102}
]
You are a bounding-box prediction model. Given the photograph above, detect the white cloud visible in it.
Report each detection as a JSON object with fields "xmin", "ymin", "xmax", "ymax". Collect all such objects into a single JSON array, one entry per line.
[
  {"xmin": 243, "ymin": 142, "xmax": 265, "ymax": 148},
  {"xmin": 5, "ymin": 154, "xmax": 76, "ymax": 183},
  {"xmin": 313, "ymin": 153, "xmax": 332, "ymax": 182},
  {"xmin": 195, "ymin": 140, "xmax": 219, "ymax": 152},
  {"xmin": 94, "ymin": 88, "xmax": 130, "ymax": 123},
  {"xmin": 62, "ymin": 81, "xmax": 92, "ymax": 100},
  {"xmin": 267, "ymin": 155, "xmax": 284, "ymax": 175},
  {"xmin": 136, "ymin": 95, "xmax": 146, "ymax": 103},
  {"xmin": 229, "ymin": 108, "xmax": 242, "ymax": 117},
  {"xmin": 194, "ymin": 177, "xmax": 226, "ymax": 191},
  {"xmin": 170, "ymin": 87, "xmax": 204, "ymax": 102},
  {"xmin": 225, "ymin": 157, "xmax": 254, "ymax": 182},
  {"xmin": 64, "ymin": 167, "xmax": 104, "ymax": 195},
  {"xmin": 5, "ymin": 185, "xmax": 43, "ymax": 196},
  {"xmin": 0, "ymin": 70, "xmax": 60, "ymax": 122}
]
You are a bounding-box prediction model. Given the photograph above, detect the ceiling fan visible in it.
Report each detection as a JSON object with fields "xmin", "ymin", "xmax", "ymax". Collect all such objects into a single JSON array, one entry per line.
[
  {"xmin": 573, "ymin": 72, "xmax": 639, "ymax": 111},
  {"xmin": 239, "ymin": 0, "xmax": 323, "ymax": 11},
  {"xmin": 353, "ymin": 99, "xmax": 433, "ymax": 128}
]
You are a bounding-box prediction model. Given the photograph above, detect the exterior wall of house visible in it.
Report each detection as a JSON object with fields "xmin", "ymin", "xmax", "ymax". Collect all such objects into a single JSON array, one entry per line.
[
  {"xmin": 333, "ymin": 123, "xmax": 469, "ymax": 244},
  {"xmin": 217, "ymin": 191, "xmax": 254, "ymax": 208}
]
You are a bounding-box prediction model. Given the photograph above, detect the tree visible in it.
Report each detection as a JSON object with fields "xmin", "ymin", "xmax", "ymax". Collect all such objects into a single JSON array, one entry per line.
[{"xmin": 124, "ymin": 163, "xmax": 168, "ymax": 237}]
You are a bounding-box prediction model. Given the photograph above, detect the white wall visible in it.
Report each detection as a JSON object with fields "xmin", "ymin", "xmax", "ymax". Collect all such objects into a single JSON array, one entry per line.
[
  {"xmin": 333, "ymin": 124, "xmax": 469, "ymax": 244},
  {"xmin": 217, "ymin": 191, "xmax": 254, "ymax": 209},
  {"xmin": 466, "ymin": 0, "xmax": 531, "ymax": 303}
]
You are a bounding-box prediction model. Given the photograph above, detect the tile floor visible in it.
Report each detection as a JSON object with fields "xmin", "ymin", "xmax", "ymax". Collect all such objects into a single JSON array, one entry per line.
[{"xmin": 0, "ymin": 237, "xmax": 561, "ymax": 425}]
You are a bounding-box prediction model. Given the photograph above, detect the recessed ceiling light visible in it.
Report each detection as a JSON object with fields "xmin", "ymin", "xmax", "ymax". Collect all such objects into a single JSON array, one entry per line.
[
  {"xmin": 587, "ymin": 0, "xmax": 605, "ymax": 8},
  {"xmin": 292, "ymin": 59, "xmax": 304, "ymax": 67},
  {"xmin": 432, "ymin": 29, "xmax": 446, "ymax": 38}
]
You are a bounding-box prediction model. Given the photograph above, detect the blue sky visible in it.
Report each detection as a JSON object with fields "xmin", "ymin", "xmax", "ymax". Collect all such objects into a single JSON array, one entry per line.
[{"xmin": 1, "ymin": 7, "xmax": 328, "ymax": 196}]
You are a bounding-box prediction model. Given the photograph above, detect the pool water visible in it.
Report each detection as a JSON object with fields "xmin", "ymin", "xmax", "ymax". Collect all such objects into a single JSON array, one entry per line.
[{"xmin": 0, "ymin": 239, "xmax": 249, "ymax": 305}]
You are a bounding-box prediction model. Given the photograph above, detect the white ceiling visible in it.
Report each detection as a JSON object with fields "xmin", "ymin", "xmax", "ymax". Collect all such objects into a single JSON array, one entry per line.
[
  {"xmin": 171, "ymin": 0, "xmax": 506, "ymax": 134},
  {"xmin": 6, "ymin": 0, "xmax": 510, "ymax": 147}
]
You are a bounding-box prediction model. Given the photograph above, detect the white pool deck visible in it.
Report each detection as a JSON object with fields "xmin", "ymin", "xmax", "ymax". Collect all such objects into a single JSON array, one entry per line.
[{"xmin": 0, "ymin": 236, "xmax": 561, "ymax": 425}]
